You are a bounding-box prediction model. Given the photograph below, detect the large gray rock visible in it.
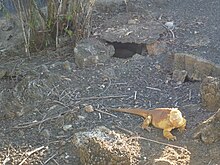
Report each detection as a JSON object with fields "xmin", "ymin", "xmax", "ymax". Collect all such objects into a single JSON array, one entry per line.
[
  {"xmin": 173, "ymin": 53, "xmax": 216, "ymax": 81},
  {"xmin": 200, "ymin": 76, "xmax": 220, "ymax": 111},
  {"xmin": 193, "ymin": 109, "xmax": 220, "ymax": 144},
  {"xmin": 73, "ymin": 126, "xmax": 141, "ymax": 165},
  {"xmin": 95, "ymin": 13, "xmax": 166, "ymax": 57},
  {"xmin": 74, "ymin": 38, "xmax": 115, "ymax": 68},
  {"xmin": 0, "ymin": 17, "xmax": 24, "ymax": 56}
]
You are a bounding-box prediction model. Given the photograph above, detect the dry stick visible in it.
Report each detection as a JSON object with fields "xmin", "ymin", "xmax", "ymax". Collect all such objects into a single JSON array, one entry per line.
[
  {"xmin": 134, "ymin": 91, "xmax": 137, "ymax": 100},
  {"xmin": 98, "ymin": 77, "xmax": 112, "ymax": 96},
  {"xmin": 13, "ymin": 109, "xmax": 76, "ymax": 129},
  {"xmin": 38, "ymin": 113, "xmax": 48, "ymax": 132},
  {"xmin": 115, "ymin": 126, "xmax": 134, "ymax": 135},
  {"xmin": 129, "ymin": 136, "xmax": 189, "ymax": 152},
  {"xmin": 162, "ymin": 24, "xmax": 175, "ymax": 40},
  {"xmin": 16, "ymin": 0, "xmax": 30, "ymax": 57},
  {"xmin": 53, "ymin": 158, "xmax": 59, "ymax": 165},
  {"xmin": 56, "ymin": 0, "xmax": 63, "ymax": 48},
  {"xmin": 95, "ymin": 109, "xmax": 118, "ymax": 118},
  {"xmin": 98, "ymin": 113, "xmax": 102, "ymax": 119},
  {"xmin": 43, "ymin": 153, "xmax": 57, "ymax": 165},
  {"xmin": 72, "ymin": 95, "xmax": 128, "ymax": 101},
  {"xmin": 53, "ymin": 100, "xmax": 71, "ymax": 109},
  {"xmin": 146, "ymin": 86, "xmax": 161, "ymax": 91},
  {"xmin": 19, "ymin": 146, "xmax": 46, "ymax": 165},
  {"xmin": 169, "ymin": 29, "xmax": 175, "ymax": 39}
]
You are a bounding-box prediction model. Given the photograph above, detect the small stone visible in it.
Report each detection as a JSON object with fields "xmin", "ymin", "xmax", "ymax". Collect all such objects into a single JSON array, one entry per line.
[
  {"xmin": 172, "ymin": 70, "xmax": 187, "ymax": 84},
  {"xmin": 58, "ymin": 131, "xmax": 65, "ymax": 135},
  {"xmin": 60, "ymin": 140, "xmax": 66, "ymax": 146},
  {"xmin": 78, "ymin": 115, "xmax": 86, "ymax": 120},
  {"xmin": 164, "ymin": 21, "xmax": 174, "ymax": 30},
  {"xmin": 84, "ymin": 105, "xmax": 94, "ymax": 113},
  {"xmin": 146, "ymin": 41, "xmax": 166, "ymax": 56},
  {"xmin": 63, "ymin": 124, "xmax": 73, "ymax": 131},
  {"xmin": 41, "ymin": 129, "xmax": 50, "ymax": 139},
  {"xmin": 128, "ymin": 19, "xmax": 139, "ymax": 25},
  {"xmin": 63, "ymin": 61, "xmax": 72, "ymax": 71},
  {"xmin": 155, "ymin": 64, "xmax": 161, "ymax": 70}
]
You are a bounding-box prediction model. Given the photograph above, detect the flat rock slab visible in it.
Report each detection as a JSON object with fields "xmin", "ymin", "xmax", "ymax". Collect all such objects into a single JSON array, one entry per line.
[
  {"xmin": 173, "ymin": 53, "xmax": 220, "ymax": 81},
  {"xmin": 99, "ymin": 17, "xmax": 166, "ymax": 44}
]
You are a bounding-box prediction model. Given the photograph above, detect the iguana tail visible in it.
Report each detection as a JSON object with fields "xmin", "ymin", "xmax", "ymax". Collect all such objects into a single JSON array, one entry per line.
[{"xmin": 113, "ymin": 108, "xmax": 150, "ymax": 118}]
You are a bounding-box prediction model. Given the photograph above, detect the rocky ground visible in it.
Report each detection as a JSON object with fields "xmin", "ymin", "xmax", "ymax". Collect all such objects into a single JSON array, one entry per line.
[{"xmin": 0, "ymin": 0, "xmax": 220, "ymax": 164}]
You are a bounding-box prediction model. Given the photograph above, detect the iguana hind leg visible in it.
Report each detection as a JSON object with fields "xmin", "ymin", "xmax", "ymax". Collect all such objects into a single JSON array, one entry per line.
[{"xmin": 141, "ymin": 115, "xmax": 152, "ymax": 131}]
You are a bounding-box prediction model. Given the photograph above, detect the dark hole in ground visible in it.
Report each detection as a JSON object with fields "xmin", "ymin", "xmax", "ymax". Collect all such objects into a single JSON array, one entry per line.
[
  {"xmin": 110, "ymin": 42, "xmax": 144, "ymax": 58},
  {"xmin": 184, "ymin": 76, "xmax": 201, "ymax": 83}
]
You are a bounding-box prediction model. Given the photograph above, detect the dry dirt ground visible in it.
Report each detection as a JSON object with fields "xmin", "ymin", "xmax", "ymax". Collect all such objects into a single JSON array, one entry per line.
[{"xmin": 0, "ymin": 0, "xmax": 220, "ymax": 164}]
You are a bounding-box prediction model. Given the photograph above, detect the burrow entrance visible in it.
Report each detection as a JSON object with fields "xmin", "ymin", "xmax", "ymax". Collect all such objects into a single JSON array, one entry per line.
[{"xmin": 109, "ymin": 42, "xmax": 145, "ymax": 58}]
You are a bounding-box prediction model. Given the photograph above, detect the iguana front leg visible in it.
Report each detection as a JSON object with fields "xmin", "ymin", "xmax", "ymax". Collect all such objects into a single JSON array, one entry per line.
[
  {"xmin": 141, "ymin": 115, "xmax": 152, "ymax": 131},
  {"xmin": 163, "ymin": 128, "xmax": 176, "ymax": 141},
  {"xmin": 178, "ymin": 119, "xmax": 186, "ymax": 133}
]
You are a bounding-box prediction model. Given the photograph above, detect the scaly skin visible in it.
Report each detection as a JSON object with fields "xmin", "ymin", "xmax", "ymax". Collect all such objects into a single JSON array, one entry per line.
[{"xmin": 114, "ymin": 108, "xmax": 186, "ymax": 140}]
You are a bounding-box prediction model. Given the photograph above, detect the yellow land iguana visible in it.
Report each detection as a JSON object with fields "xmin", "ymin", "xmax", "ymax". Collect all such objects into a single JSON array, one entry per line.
[{"xmin": 113, "ymin": 108, "xmax": 186, "ymax": 140}]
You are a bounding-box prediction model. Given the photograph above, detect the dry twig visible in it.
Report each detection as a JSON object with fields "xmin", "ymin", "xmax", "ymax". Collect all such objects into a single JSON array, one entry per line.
[
  {"xmin": 95, "ymin": 109, "xmax": 118, "ymax": 118},
  {"xmin": 19, "ymin": 146, "xmax": 46, "ymax": 165},
  {"xmin": 13, "ymin": 109, "xmax": 76, "ymax": 129},
  {"xmin": 146, "ymin": 86, "xmax": 162, "ymax": 91},
  {"xmin": 115, "ymin": 126, "xmax": 135, "ymax": 135},
  {"xmin": 72, "ymin": 95, "xmax": 128, "ymax": 101},
  {"xmin": 129, "ymin": 136, "xmax": 190, "ymax": 152},
  {"xmin": 134, "ymin": 91, "xmax": 137, "ymax": 100},
  {"xmin": 43, "ymin": 153, "xmax": 57, "ymax": 165}
]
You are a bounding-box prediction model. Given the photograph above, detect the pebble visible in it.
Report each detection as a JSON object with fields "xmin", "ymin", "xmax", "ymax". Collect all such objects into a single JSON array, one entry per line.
[
  {"xmin": 84, "ymin": 105, "xmax": 94, "ymax": 113},
  {"xmin": 63, "ymin": 124, "xmax": 73, "ymax": 131}
]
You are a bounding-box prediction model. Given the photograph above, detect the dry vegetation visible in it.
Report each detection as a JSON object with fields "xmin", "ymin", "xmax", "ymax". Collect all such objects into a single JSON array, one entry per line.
[{"xmin": 12, "ymin": 0, "xmax": 96, "ymax": 55}]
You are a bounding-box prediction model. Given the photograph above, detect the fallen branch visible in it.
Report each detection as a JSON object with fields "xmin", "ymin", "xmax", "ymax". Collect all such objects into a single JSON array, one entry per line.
[
  {"xmin": 13, "ymin": 109, "xmax": 76, "ymax": 129},
  {"xmin": 115, "ymin": 126, "xmax": 135, "ymax": 135},
  {"xmin": 72, "ymin": 95, "xmax": 128, "ymax": 101},
  {"xmin": 19, "ymin": 146, "xmax": 46, "ymax": 165},
  {"xmin": 95, "ymin": 109, "xmax": 118, "ymax": 118},
  {"xmin": 43, "ymin": 153, "xmax": 57, "ymax": 164},
  {"xmin": 129, "ymin": 136, "xmax": 190, "ymax": 152}
]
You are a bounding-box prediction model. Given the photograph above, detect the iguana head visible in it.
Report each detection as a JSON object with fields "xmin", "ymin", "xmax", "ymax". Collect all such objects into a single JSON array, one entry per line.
[{"xmin": 169, "ymin": 108, "xmax": 184, "ymax": 126}]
